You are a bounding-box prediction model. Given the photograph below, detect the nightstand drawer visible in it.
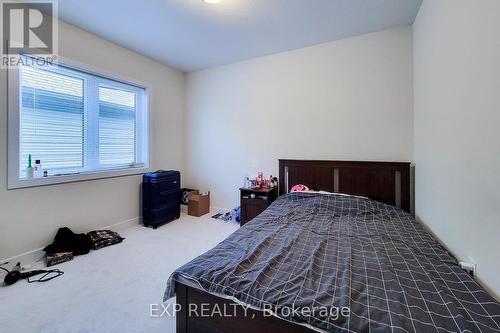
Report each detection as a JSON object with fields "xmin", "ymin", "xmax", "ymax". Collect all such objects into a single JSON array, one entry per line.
[
  {"xmin": 239, "ymin": 187, "xmax": 278, "ymax": 226},
  {"xmin": 241, "ymin": 198, "xmax": 268, "ymax": 224}
]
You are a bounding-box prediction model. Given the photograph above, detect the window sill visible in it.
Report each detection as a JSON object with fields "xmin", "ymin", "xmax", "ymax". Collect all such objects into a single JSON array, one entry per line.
[{"xmin": 7, "ymin": 166, "xmax": 151, "ymax": 190}]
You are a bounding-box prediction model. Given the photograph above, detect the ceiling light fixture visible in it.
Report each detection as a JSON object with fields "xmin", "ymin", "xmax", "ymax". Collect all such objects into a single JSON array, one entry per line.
[{"xmin": 202, "ymin": 0, "xmax": 223, "ymax": 4}]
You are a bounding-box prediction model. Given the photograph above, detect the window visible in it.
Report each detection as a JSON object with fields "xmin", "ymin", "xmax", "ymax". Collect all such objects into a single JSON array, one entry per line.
[{"xmin": 8, "ymin": 56, "xmax": 150, "ymax": 189}]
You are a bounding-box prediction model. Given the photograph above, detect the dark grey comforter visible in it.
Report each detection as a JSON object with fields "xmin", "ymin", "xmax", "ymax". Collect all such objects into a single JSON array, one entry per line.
[{"xmin": 165, "ymin": 193, "xmax": 500, "ymax": 333}]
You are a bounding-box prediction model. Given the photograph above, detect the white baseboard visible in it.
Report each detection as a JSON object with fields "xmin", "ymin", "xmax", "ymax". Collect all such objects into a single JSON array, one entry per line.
[
  {"xmin": 180, "ymin": 205, "xmax": 231, "ymax": 215},
  {"xmin": 106, "ymin": 216, "xmax": 141, "ymax": 232},
  {"xmin": 210, "ymin": 206, "xmax": 232, "ymax": 213},
  {"xmin": 1, "ymin": 248, "xmax": 46, "ymax": 267},
  {"xmin": 0, "ymin": 216, "xmax": 141, "ymax": 266},
  {"xmin": 2, "ymin": 209, "xmax": 234, "ymax": 266}
]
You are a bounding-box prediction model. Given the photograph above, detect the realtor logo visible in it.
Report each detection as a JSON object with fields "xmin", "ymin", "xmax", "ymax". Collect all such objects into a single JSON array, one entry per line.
[{"xmin": 1, "ymin": 0, "xmax": 58, "ymax": 67}]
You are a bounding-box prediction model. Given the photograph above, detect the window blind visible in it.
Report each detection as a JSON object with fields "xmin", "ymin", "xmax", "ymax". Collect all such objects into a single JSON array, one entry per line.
[
  {"xmin": 20, "ymin": 65, "xmax": 84, "ymax": 175},
  {"xmin": 98, "ymin": 87, "xmax": 136, "ymax": 166},
  {"xmin": 17, "ymin": 59, "xmax": 147, "ymax": 180}
]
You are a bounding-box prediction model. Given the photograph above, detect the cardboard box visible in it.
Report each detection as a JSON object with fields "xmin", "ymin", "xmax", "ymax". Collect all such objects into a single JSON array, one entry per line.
[
  {"xmin": 46, "ymin": 252, "xmax": 73, "ymax": 267},
  {"xmin": 188, "ymin": 190, "xmax": 210, "ymax": 217}
]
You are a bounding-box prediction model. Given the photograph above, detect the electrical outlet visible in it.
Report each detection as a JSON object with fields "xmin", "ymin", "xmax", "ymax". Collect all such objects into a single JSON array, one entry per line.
[{"xmin": 459, "ymin": 262, "xmax": 476, "ymax": 277}]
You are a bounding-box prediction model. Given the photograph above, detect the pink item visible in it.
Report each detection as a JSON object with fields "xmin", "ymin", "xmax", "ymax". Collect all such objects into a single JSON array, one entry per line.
[
  {"xmin": 257, "ymin": 172, "xmax": 264, "ymax": 187},
  {"xmin": 290, "ymin": 184, "xmax": 310, "ymax": 192}
]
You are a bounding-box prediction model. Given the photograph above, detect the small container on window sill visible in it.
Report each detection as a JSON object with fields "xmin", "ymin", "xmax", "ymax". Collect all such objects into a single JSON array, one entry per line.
[
  {"xmin": 26, "ymin": 154, "xmax": 34, "ymax": 179},
  {"xmin": 34, "ymin": 160, "xmax": 43, "ymax": 178},
  {"xmin": 26, "ymin": 167, "xmax": 34, "ymax": 179}
]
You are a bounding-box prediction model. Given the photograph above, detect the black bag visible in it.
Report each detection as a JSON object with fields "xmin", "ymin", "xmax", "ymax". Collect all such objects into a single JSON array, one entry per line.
[{"xmin": 43, "ymin": 227, "xmax": 92, "ymax": 256}]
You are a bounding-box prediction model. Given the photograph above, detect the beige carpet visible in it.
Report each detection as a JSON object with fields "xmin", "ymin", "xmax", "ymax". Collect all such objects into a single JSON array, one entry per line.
[{"xmin": 0, "ymin": 212, "xmax": 239, "ymax": 333}]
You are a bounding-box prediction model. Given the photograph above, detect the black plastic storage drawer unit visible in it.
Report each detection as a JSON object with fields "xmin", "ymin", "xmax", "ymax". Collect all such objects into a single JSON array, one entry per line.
[{"xmin": 143, "ymin": 170, "xmax": 181, "ymax": 229}]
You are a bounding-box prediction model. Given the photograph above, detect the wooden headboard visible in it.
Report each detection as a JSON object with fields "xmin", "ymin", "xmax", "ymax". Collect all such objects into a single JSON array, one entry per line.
[{"xmin": 279, "ymin": 159, "xmax": 411, "ymax": 212}]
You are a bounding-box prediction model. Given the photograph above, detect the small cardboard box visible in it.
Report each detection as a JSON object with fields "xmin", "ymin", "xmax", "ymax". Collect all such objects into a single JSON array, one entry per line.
[
  {"xmin": 188, "ymin": 190, "xmax": 210, "ymax": 217},
  {"xmin": 46, "ymin": 252, "xmax": 73, "ymax": 267}
]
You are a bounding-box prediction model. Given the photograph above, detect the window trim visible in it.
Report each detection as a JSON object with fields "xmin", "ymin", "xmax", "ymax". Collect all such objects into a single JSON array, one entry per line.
[{"xmin": 7, "ymin": 55, "xmax": 152, "ymax": 190}]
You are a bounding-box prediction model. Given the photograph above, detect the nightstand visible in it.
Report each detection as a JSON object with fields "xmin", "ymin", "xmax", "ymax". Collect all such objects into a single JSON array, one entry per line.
[{"xmin": 240, "ymin": 187, "xmax": 278, "ymax": 226}]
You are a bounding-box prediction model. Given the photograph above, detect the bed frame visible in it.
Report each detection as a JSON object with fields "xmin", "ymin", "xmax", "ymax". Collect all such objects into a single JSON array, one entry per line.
[
  {"xmin": 176, "ymin": 160, "xmax": 412, "ymax": 333},
  {"xmin": 279, "ymin": 159, "xmax": 411, "ymax": 212}
]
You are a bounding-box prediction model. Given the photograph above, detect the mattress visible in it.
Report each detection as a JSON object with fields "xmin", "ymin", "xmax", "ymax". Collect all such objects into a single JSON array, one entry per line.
[{"xmin": 165, "ymin": 192, "xmax": 500, "ymax": 333}]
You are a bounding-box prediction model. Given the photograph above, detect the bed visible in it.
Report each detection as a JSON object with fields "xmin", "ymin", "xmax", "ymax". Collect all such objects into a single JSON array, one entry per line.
[{"xmin": 165, "ymin": 160, "xmax": 500, "ymax": 333}]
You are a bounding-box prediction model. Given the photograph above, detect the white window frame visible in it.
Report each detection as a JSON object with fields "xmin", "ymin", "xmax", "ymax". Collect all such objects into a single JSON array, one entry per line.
[{"xmin": 7, "ymin": 55, "xmax": 151, "ymax": 189}]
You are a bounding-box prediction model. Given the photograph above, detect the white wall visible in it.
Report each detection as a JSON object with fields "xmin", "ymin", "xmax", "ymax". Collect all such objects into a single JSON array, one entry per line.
[
  {"xmin": 413, "ymin": 0, "xmax": 500, "ymax": 299},
  {"xmin": 0, "ymin": 21, "xmax": 185, "ymax": 260},
  {"xmin": 185, "ymin": 26, "xmax": 413, "ymax": 209}
]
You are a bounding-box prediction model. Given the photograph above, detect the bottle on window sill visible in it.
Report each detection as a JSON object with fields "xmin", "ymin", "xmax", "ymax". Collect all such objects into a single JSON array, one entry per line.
[
  {"xmin": 34, "ymin": 160, "xmax": 43, "ymax": 178},
  {"xmin": 26, "ymin": 154, "xmax": 34, "ymax": 179}
]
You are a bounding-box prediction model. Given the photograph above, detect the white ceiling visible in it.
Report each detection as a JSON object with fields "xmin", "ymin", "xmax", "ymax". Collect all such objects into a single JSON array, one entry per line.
[{"xmin": 57, "ymin": 0, "xmax": 422, "ymax": 72}]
